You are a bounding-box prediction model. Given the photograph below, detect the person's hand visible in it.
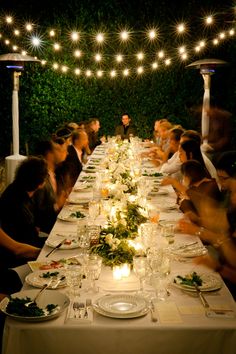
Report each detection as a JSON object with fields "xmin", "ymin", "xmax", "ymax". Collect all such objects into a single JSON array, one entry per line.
[
  {"xmin": 195, "ymin": 254, "xmax": 221, "ymax": 271},
  {"xmin": 100, "ymin": 136, "xmax": 106, "ymax": 143},
  {"xmin": 178, "ymin": 218, "xmax": 199, "ymax": 235}
]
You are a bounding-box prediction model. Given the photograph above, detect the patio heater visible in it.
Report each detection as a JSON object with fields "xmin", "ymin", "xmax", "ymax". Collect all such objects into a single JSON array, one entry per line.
[
  {"xmin": 0, "ymin": 53, "xmax": 40, "ymax": 185},
  {"xmin": 187, "ymin": 58, "xmax": 227, "ymax": 149}
]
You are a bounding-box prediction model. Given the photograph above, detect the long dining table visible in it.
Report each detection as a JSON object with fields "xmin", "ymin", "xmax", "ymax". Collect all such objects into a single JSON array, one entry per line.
[{"xmin": 2, "ymin": 142, "xmax": 236, "ymax": 354}]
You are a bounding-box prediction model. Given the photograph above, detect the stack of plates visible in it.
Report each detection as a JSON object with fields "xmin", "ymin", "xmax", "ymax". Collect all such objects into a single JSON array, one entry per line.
[{"xmin": 93, "ymin": 294, "xmax": 149, "ymax": 319}]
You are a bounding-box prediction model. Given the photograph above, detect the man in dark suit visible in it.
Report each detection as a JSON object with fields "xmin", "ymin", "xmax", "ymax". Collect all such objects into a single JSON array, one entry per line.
[
  {"xmin": 115, "ymin": 113, "xmax": 136, "ymax": 140},
  {"xmin": 65, "ymin": 129, "xmax": 89, "ymax": 186}
]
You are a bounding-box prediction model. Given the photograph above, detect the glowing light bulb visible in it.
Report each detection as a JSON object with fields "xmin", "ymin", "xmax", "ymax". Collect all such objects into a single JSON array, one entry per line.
[
  {"xmin": 199, "ymin": 40, "xmax": 205, "ymax": 47},
  {"xmin": 85, "ymin": 70, "xmax": 92, "ymax": 77},
  {"xmin": 177, "ymin": 23, "xmax": 185, "ymax": 33},
  {"xmin": 21, "ymin": 50, "xmax": 27, "ymax": 56},
  {"xmin": 137, "ymin": 66, "xmax": 144, "ymax": 74},
  {"xmin": 74, "ymin": 68, "xmax": 81, "ymax": 75},
  {"xmin": 219, "ymin": 32, "xmax": 225, "ymax": 39},
  {"xmin": 49, "ymin": 30, "xmax": 55, "ymax": 37},
  {"xmin": 195, "ymin": 46, "xmax": 200, "ymax": 52},
  {"xmin": 41, "ymin": 60, "xmax": 47, "ymax": 65},
  {"xmin": 74, "ymin": 49, "xmax": 82, "ymax": 58},
  {"xmin": 110, "ymin": 70, "xmax": 117, "ymax": 77},
  {"xmin": 152, "ymin": 62, "xmax": 158, "ymax": 69},
  {"xmin": 120, "ymin": 31, "xmax": 129, "ymax": 40},
  {"xmin": 31, "ymin": 36, "xmax": 41, "ymax": 47},
  {"xmin": 6, "ymin": 16, "xmax": 13, "ymax": 24},
  {"xmin": 165, "ymin": 58, "xmax": 171, "ymax": 66},
  {"xmin": 61, "ymin": 66, "xmax": 68, "ymax": 73},
  {"xmin": 12, "ymin": 45, "xmax": 18, "ymax": 51},
  {"xmin": 14, "ymin": 29, "xmax": 20, "ymax": 36},
  {"xmin": 97, "ymin": 70, "xmax": 103, "ymax": 77},
  {"xmin": 229, "ymin": 29, "xmax": 235, "ymax": 36},
  {"xmin": 53, "ymin": 63, "xmax": 59, "ymax": 69},
  {"xmin": 136, "ymin": 52, "xmax": 144, "ymax": 61},
  {"xmin": 205, "ymin": 16, "xmax": 213, "ymax": 25},
  {"xmin": 96, "ymin": 33, "xmax": 104, "ymax": 43},
  {"xmin": 25, "ymin": 23, "xmax": 33, "ymax": 31},
  {"xmin": 178, "ymin": 46, "xmax": 185, "ymax": 54},
  {"xmin": 123, "ymin": 68, "xmax": 129, "ymax": 76},
  {"xmin": 148, "ymin": 29, "xmax": 157, "ymax": 39},
  {"xmin": 181, "ymin": 53, "xmax": 188, "ymax": 60},
  {"xmin": 213, "ymin": 38, "xmax": 219, "ymax": 45},
  {"xmin": 53, "ymin": 43, "xmax": 61, "ymax": 51},
  {"xmin": 5, "ymin": 39, "xmax": 10, "ymax": 45},
  {"xmin": 116, "ymin": 54, "xmax": 123, "ymax": 63},
  {"xmin": 158, "ymin": 50, "xmax": 165, "ymax": 58},
  {"xmin": 71, "ymin": 31, "xmax": 79, "ymax": 41},
  {"xmin": 95, "ymin": 53, "xmax": 102, "ymax": 62}
]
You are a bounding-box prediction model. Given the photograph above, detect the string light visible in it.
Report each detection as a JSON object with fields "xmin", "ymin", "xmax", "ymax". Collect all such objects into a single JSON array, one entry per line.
[
  {"xmin": 21, "ymin": 50, "xmax": 27, "ymax": 56},
  {"xmin": 96, "ymin": 33, "xmax": 105, "ymax": 43},
  {"xmin": 148, "ymin": 29, "xmax": 157, "ymax": 40},
  {"xmin": 137, "ymin": 66, "xmax": 144, "ymax": 74},
  {"xmin": 6, "ymin": 16, "xmax": 13, "ymax": 24},
  {"xmin": 49, "ymin": 30, "xmax": 55, "ymax": 37},
  {"xmin": 116, "ymin": 54, "xmax": 123, "ymax": 63},
  {"xmin": 97, "ymin": 70, "xmax": 103, "ymax": 77},
  {"xmin": 74, "ymin": 49, "xmax": 82, "ymax": 58},
  {"xmin": 195, "ymin": 46, "xmax": 200, "ymax": 52},
  {"xmin": 219, "ymin": 32, "xmax": 226, "ymax": 39},
  {"xmin": 205, "ymin": 16, "xmax": 213, "ymax": 25},
  {"xmin": 14, "ymin": 29, "xmax": 20, "ymax": 36},
  {"xmin": 53, "ymin": 43, "xmax": 61, "ymax": 51},
  {"xmin": 120, "ymin": 30, "xmax": 129, "ymax": 41},
  {"xmin": 110, "ymin": 70, "xmax": 117, "ymax": 77},
  {"xmin": 71, "ymin": 31, "xmax": 79, "ymax": 41},
  {"xmin": 123, "ymin": 68, "xmax": 129, "ymax": 76},
  {"xmin": 213, "ymin": 38, "xmax": 219, "ymax": 45},
  {"xmin": 25, "ymin": 23, "xmax": 33, "ymax": 32},
  {"xmin": 136, "ymin": 52, "xmax": 144, "ymax": 60},
  {"xmin": 61, "ymin": 65, "xmax": 68, "ymax": 73},
  {"xmin": 177, "ymin": 23, "xmax": 186, "ymax": 33},
  {"xmin": 165, "ymin": 58, "xmax": 171, "ymax": 66},
  {"xmin": 74, "ymin": 68, "xmax": 81, "ymax": 75},
  {"xmin": 95, "ymin": 53, "xmax": 102, "ymax": 62},
  {"xmin": 229, "ymin": 29, "xmax": 235, "ymax": 36},
  {"xmin": 12, "ymin": 45, "xmax": 18, "ymax": 51},
  {"xmin": 199, "ymin": 40, "xmax": 206, "ymax": 48},
  {"xmin": 5, "ymin": 39, "xmax": 10, "ymax": 45},
  {"xmin": 158, "ymin": 50, "xmax": 165, "ymax": 58},
  {"xmin": 181, "ymin": 53, "xmax": 188, "ymax": 60},
  {"xmin": 41, "ymin": 60, "xmax": 47, "ymax": 65},
  {"xmin": 53, "ymin": 63, "xmax": 59, "ymax": 69},
  {"xmin": 85, "ymin": 69, "xmax": 92, "ymax": 77},
  {"xmin": 178, "ymin": 46, "xmax": 186, "ymax": 54},
  {"xmin": 31, "ymin": 36, "xmax": 41, "ymax": 47},
  {"xmin": 152, "ymin": 62, "xmax": 158, "ymax": 69}
]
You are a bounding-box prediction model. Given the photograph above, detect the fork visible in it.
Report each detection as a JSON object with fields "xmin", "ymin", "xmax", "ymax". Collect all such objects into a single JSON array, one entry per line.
[
  {"xmin": 84, "ymin": 299, "xmax": 92, "ymax": 319},
  {"xmin": 73, "ymin": 302, "xmax": 84, "ymax": 318}
]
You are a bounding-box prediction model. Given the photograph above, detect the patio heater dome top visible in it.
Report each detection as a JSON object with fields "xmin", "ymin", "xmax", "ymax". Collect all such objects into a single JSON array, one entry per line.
[
  {"xmin": 187, "ymin": 58, "xmax": 227, "ymax": 69},
  {"xmin": 0, "ymin": 53, "xmax": 40, "ymax": 62}
]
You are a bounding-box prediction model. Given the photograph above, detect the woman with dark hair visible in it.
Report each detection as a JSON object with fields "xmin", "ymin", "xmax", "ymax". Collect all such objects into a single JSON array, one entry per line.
[{"xmin": 0, "ymin": 157, "xmax": 48, "ymax": 251}]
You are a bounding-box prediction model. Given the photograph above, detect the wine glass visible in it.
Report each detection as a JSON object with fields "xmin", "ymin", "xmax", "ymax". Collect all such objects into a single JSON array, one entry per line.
[
  {"xmin": 89, "ymin": 200, "xmax": 100, "ymax": 221},
  {"xmin": 133, "ymin": 256, "xmax": 147, "ymax": 294},
  {"xmin": 84, "ymin": 255, "xmax": 102, "ymax": 293}
]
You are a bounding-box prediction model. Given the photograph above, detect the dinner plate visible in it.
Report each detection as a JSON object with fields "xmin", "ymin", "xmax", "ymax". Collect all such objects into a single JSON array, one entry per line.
[
  {"xmin": 172, "ymin": 246, "xmax": 208, "ymax": 258},
  {"xmin": 0, "ymin": 289, "xmax": 70, "ymax": 322},
  {"xmin": 68, "ymin": 197, "xmax": 90, "ymax": 205},
  {"xmin": 96, "ymin": 294, "xmax": 147, "ymax": 316},
  {"xmin": 57, "ymin": 208, "xmax": 87, "ymax": 222},
  {"xmin": 172, "ymin": 273, "xmax": 222, "ymax": 292},
  {"xmin": 93, "ymin": 304, "xmax": 149, "ymax": 319},
  {"xmin": 25, "ymin": 270, "xmax": 67, "ymax": 289},
  {"xmin": 46, "ymin": 237, "xmax": 79, "ymax": 249}
]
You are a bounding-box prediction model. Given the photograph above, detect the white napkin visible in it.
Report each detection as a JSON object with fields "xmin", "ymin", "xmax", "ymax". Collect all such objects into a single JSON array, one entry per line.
[{"xmin": 65, "ymin": 298, "xmax": 93, "ymax": 325}]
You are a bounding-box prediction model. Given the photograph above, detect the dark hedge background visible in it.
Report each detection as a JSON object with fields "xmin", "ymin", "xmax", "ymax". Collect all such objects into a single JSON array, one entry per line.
[{"xmin": 0, "ymin": 0, "xmax": 235, "ymax": 155}]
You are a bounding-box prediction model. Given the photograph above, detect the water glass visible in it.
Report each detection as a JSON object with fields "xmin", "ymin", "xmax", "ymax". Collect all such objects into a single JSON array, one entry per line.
[
  {"xmin": 161, "ymin": 222, "xmax": 175, "ymax": 244},
  {"xmin": 66, "ymin": 264, "xmax": 82, "ymax": 298},
  {"xmin": 133, "ymin": 256, "xmax": 147, "ymax": 293},
  {"xmin": 89, "ymin": 200, "xmax": 100, "ymax": 220},
  {"xmin": 77, "ymin": 223, "xmax": 90, "ymax": 250},
  {"xmin": 84, "ymin": 255, "xmax": 102, "ymax": 293}
]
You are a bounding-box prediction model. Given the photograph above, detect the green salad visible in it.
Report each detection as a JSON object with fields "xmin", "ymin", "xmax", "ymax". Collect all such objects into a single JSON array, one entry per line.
[
  {"xmin": 6, "ymin": 297, "xmax": 58, "ymax": 317},
  {"xmin": 142, "ymin": 172, "xmax": 163, "ymax": 177},
  {"xmin": 70, "ymin": 210, "xmax": 86, "ymax": 219},
  {"xmin": 174, "ymin": 272, "xmax": 203, "ymax": 287},
  {"xmin": 40, "ymin": 271, "xmax": 59, "ymax": 279}
]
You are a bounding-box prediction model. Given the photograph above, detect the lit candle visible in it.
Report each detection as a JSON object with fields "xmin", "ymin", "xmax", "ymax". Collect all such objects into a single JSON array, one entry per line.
[
  {"xmin": 113, "ymin": 266, "xmax": 122, "ymax": 280},
  {"xmin": 121, "ymin": 263, "xmax": 130, "ymax": 277}
]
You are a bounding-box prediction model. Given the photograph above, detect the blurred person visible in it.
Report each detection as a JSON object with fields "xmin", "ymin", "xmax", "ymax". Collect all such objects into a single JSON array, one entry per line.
[
  {"xmin": 0, "ymin": 157, "xmax": 48, "ymax": 248},
  {"xmin": 52, "ymin": 127, "xmax": 73, "ymax": 147},
  {"xmin": 115, "ymin": 113, "xmax": 136, "ymax": 140},
  {"xmin": 86, "ymin": 118, "xmax": 105, "ymax": 151},
  {"xmin": 153, "ymin": 118, "xmax": 168, "ymax": 144},
  {"xmin": 33, "ymin": 140, "xmax": 68, "ymax": 233}
]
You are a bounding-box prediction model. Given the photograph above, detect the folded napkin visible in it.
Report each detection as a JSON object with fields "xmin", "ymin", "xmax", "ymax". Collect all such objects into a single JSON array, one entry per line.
[
  {"xmin": 154, "ymin": 301, "xmax": 183, "ymax": 324},
  {"xmin": 64, "ymin": 298, "xmax": 93, "ymax": 325}
]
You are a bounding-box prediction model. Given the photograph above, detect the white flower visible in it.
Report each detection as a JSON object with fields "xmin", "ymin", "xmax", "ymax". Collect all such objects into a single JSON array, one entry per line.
[{"xmin": 105, "ymin": 233, "xmax": 114, "ymax": 246}]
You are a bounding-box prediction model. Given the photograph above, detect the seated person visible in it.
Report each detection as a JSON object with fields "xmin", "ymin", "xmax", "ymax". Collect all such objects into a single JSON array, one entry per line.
[
  {"xmin": 85, "ymin": 118, "xmax": 105, "ymax": 151},
  {"xmin": 115, "ymin": 113, "xmax": 136, "ymax": 140},
  {"xmin": 52, "ymin": 127, "xmax": 73, "ymax": 147},
  {"xmin": 0, "ymin": 157, "xmax": 48, "ymax": 248},
  {"xmin": 33, "ymin": 140, "xmax": 68, "ymax": 233},
  {"xmin": 160, "ymin": 130, "xmax": 218, "ymax": 180}
]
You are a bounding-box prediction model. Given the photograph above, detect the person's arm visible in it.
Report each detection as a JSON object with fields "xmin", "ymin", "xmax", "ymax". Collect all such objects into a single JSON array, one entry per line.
[
  {"xmin": 178, "ymin": 219, "xmax": 236, "ymax": 268},
  {"xmin": 161, "ymin": 177, "xmax": 187, "ymax": 194},
  {"xmin": 0, "ymin": 228, "xmax": 40, "ymax": 259}
]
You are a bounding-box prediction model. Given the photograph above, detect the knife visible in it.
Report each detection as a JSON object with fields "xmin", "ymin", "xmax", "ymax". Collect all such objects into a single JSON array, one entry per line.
[
  {"xmin": 193, "ymin": 283, "xmax": 210, "ymax": 308},
  {"xmin": 45, "ymin": 239, "xmax": 66, "ymax": 258},
  {"xmin": 150, "ymin": 301, "xmax": 158, "ymax": 322}
]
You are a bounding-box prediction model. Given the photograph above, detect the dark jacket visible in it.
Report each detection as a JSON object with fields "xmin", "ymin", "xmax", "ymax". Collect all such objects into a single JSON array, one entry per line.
[
  {"xmin": 64, "ymin": 145, "xmax": 83, "ymax": 186},
  {"xmin": 115, "ymin": 124, "xmax": 136, "ymax": 140}
]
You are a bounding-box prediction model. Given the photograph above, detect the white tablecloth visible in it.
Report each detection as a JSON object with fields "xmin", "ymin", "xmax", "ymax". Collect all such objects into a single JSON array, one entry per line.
[{"xmin": 2, "ymin": 144, "xmax": 236, "ymax": 354}]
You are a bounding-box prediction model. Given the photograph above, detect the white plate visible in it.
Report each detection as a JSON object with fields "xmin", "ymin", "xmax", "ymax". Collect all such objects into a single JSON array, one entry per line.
[
  {"xmin": 97, "ymin": 294, "xmax": 147, "ymax": 315},
  {"xmin": 0, "ymin": 289, "xmax": 69, "ymax": 322},
  {"xmin": 58, "ymin": 208, "xmax": 87, "ymax": 222},
  {"xmin": 46, "ymin": 237, "xmax": 79, "ymax": 250},
  {"xmin": 172, "ymin": 246, "xmax": 208, "ymax": 258},
  {"xmin": 172, "ymin": 273, "xmax": 222, "ymax": 292},
  {"xmin": 25, "ymin": 270, "xmax": 66, "ymax": 289},
  {"xmin": 68, "ymin": 197, "xmax": 90, "ymax": 205}
]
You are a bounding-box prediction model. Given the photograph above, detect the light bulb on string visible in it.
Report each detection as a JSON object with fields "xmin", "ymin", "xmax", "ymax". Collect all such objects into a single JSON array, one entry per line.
[
  {"xmin": 137, "ymin": 66, "xmax": 144, "ymax": 74},
  {"xmin": 74, "ymin": 49, "xmax": 82, "ymax": 58},
  {"xmin": 219, "ymin": 32, "xmax": 226, "ymax": 39},
  {"xmin": 195, "ymin": 46, "xmax": 200, "ymax": 52},
  {"xmin": 229, "ymin": 29, "xmax": 235, "ymax": 36},
  {"xmin": 71, "ymin": 31, "xmax": 79, "ymax": 42},
  {"xmin": 152, "ymin": 62, "xmax": 158, "ymax": 69},
  {"xmin": 178, "ymin": 46, "xmax": 186, "ymax": 54},
  {"xmin": 116, "ymin": 54, "xmax": 123, "ymax": 63},
  {"xmin": 74, "ymin": 68, "xmax": 81, "ymax": 75},
  {"xmin": 6, "ymin": 16, "xmax": 13, "ymax": 24},
  {"xmin": 120, "ymin": 30, "xmax": 129, "ymax": 41},
  {"xmin": 53, "ymin": 42, "xmax": 61, "ymax": 51},
  {"xmin": 181, "ymin": 53, "xmax": 188, "ymax": 60},
  {"xmin": 5, "ymin": 39, "xmax": 10, "ymax": 45},
  {"xmin": 176, "ymin": 23, "xmax": 186, "ymax": 34},
  {"xmin": 21, "ymin": 50, "xmax": 27, "ymax": 56},
  {"xmin": 95, "ymin": 53, "xmax": 102, "ymax": 62},
  {"xmin": 213, "ymin": 38, "xmax": 219, "ymax": 45},
  {"xmin": 53, "ymin": 63, "xmax": 59, "ymax": 70},
  {"xmin": 12, "ymin": 45, "xmax": 18, "ymax": 51},
  {"xmin": 123, "ymin": 68, "xmax": 129, "ymax": 76},
  {"xmin": 49, "ymin": 30, "xmax": 55, "ymax": 37},
  {"xmin": 25, "ymin": 23, "xmax": 33, "ymax": 32},
  {"xmin": 61, "ymin": 66, "xmax": 68, "ymax": 73},
  {"xmin": 199, "ymin": 40, "xmax": 205, "ymax": 48},
  {"xmin": 85, "ymin": 70, "xmax": 92, "ymax": 77},
  {"xmin": 41, "ymin": 60, "xmax": 47, "ymax": 65},
  {"xmin": 14, "ymin": 29, "xmax": 20, "ymax": 36},
  {"xmin": 205, "ymin": 16, "xmax": 213, "ymax": 25},
  {"xmin": 136, "ymin": 52, "xmax": 144, "ymax": 61},
  {"xmin": 148, "ymin": 29, "xmax": 157, "ymax": 40},
  {"xmin": 95, "ymin": 33, "xmax": 105, "ymax": 44},
  {"xmin": 110, "ymin": 70, "xmax": 117, "ymax": 78},
  {"xmin": 97, "ymin": 70, "xmax": 103, "ymax": 77},
  {"xmin": 165, "ymin": 58, "xmax": 171, "ymax": 66},
  {"xmin": 31, "ymin": 36, "xmax": 41, "ymax": 48},
  {"xmin": 157, "ymin": 50, "xmax": 165, "ymax": 59}
]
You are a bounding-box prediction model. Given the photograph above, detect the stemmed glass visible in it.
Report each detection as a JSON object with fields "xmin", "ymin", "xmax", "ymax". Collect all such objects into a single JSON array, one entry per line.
[
  {"xmin": 133, "ymin": 256, "xmax": 147, "ymax": 294},
  {"xmin": 84, "ymin": 255, "xmax": 102, "ymax": 293},
  {"xmin": 89, "ymin": 200, "xmax": 100, "ymax": 222}
]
